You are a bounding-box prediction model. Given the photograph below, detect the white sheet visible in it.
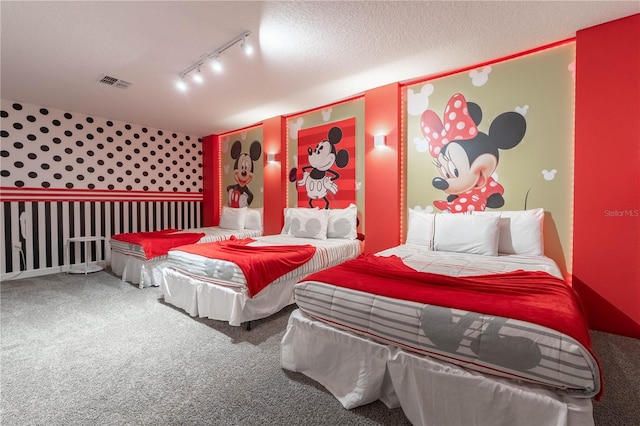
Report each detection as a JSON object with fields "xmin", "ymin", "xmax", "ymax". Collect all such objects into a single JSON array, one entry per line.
[
  {"xmin": 281, "ymin": 309, "xmax": 594, "ymax": 426},
  {"xmin": 110, "ymin": 250, "xmax": 172, "ymax": 287},
  {"xmin": 376, "ymin": 243, "xmax": 563, "ymax": 278},
  {"xmin": 160, "ymin": 235, "xmax": 362, "ymax": 326},
  {"xmin": 161, "ymin": 267, "xmax": 297, "ymax": 326}
]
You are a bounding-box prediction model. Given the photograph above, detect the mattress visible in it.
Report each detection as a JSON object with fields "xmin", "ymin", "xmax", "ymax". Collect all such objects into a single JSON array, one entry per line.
[
  {"xmin": 164, "ymin": 234, "xmax": 362, "ymax": 290},
  {"xmin": 160, "ymin": 235, "xmax": 362, "ymax": 326},
  {"xmin": 293, "ymin": 244, "xmax": 600, "ymax": 398}
]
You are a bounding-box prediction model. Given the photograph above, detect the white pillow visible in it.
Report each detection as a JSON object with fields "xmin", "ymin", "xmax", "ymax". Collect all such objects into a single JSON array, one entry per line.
[
  {"xmin": 219, "ymin": 206, "xmax": 247, "ymax": 230},
  {"xmin": 433, "ymin": 213, "xmax": 500, "ymax": 256},
  {"xmin": 281, "ymin": 208, "xmax": 294, "ymax": 234},
  {"xmin": 327, "ymin": 204, "xmax": 357, "ymax": 239},
  {"xmin": 288, "ymin": 208, "xmax": 330, "ymax": 240},
  {"xmin": 406, "ymin": 208, "xmax": 435, "ymax": 248},
  {"xmin": 496, "ymin": 208, "xmax": 544, "ymax": 255},
  {"xmin": 245, "ymin": 208, "xmax": 263, "ymax": 230},
  {"xmin": 281, "ymin": 207, "xmax": 319, "ymax": 234}
]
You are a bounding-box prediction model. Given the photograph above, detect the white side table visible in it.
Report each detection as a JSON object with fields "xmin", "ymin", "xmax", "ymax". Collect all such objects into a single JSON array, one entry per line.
[{"xmin": 67, "ymin": 236, "xmax": 105, "ymax": 274}]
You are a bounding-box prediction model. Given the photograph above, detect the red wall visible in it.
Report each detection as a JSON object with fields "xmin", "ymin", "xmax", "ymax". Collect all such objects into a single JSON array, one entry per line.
[
  {"xmin": 573, "ymin": 14, "xmax": 640, "ymax": 338},
  {"xmin": 201, "ymin": 134, "xmax": 221, "ymax": 226},
  {"xmin": 262, "ymin": 117, "xmax": 286, "ymax": 234},
  {"xmin": 201, "ymin": 14, "xmax": 640, "ymax": 338},
  {"xmin": 364, "ymin": 83, "xmax": 403, "ymax": 254}
]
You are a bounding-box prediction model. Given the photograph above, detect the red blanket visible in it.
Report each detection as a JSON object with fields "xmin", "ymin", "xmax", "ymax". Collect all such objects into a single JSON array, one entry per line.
[
  {"xmin": 303, "ymin": 254, "xmax": 596, "ymax": 362},
  {"xmin": 175, "ymin": 238, "xmax": 317, "ymax": 298},
  {"xmin": 112, "ymin": 229, "xmax": 205, "ymax": 259}
]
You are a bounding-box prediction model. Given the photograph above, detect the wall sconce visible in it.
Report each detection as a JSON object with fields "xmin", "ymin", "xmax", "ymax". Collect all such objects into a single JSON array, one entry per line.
[
  {"xmin": 176, "ymin": 30, "xmax": 253, "ymax": 90},
  {"xmin": 374, "ymin": 134, "xmax": 386, "ymax": 148},
  {"xmin": 267, "ymin": 153, "xmax": 278, "ymax": 163}
]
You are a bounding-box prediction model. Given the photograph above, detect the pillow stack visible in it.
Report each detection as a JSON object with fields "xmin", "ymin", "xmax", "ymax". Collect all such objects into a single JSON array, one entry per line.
[
  {"xmin": 282, "ymin": 204, "xmax": 358, "ymax": 240},
  {"xmin": 406, "ymin": 208, "xmax": 544, "ymax": 256},
  {"xmin": 244, "ymin": 207, "xmax": 263, "ymax": 230}
]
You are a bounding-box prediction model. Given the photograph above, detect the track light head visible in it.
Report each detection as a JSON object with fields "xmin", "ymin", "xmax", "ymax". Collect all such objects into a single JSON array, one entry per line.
[
  {"xmin": 176, "ymin": 77, "xmax": 187, "ymax": 92},
  {"xmin": 193, "ymin": 65, "xmax": 204, "ymax": 83},
  {"xmin": 241, "ymin": 35, "xmax": 253, "ymax": 56},
  {"xmin": 211, "ymin": 55, "xmax": 223, "ymax": 73}
]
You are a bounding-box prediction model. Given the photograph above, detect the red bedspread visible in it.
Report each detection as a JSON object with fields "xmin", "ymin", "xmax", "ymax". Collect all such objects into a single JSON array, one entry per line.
[
  {"xmin": 303, "ymin": 254, "xmax": 595, "ymax": 356},
  {"xmin": 174, "ymin": 238, "xmax": 317, "ymax": 297},
  {"xmin": 112, "ymin": 229, "xmax": 205, "ymax": 260}
]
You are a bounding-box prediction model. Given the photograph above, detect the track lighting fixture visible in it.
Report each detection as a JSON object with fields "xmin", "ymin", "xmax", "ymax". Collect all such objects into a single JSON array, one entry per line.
[{"xmin": 177, "ymin": 30, "xmax": 253, "ymax": 90}]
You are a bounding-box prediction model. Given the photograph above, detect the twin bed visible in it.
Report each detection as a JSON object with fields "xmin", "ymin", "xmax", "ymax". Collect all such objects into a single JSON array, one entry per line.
[
  {"xmin": 281, "ymin": 208, "xmax": 602, "ymax": 426},
  {"xmin": 159, "ymin": 204, "xmax": 362, "ymax": 327},
  {"xmin": 160, "ymin": 234, "xmax": 361, "ymax": 327},
  {"xmin": 110, "ymin": 206, "xmax": 262, "ymax": 288}
]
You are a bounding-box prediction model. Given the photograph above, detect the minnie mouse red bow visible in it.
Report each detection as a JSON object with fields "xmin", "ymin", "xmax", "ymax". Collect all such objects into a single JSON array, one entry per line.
[{"xmin": 421, "ymin": 93, "xmax": 478, "ymax": 158}]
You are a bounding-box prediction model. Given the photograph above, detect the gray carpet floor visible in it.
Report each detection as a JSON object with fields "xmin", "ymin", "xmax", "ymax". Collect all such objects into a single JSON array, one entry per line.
[{"xmin": 1, "ymin": 270, "xmax": 639, "ymax": 426}]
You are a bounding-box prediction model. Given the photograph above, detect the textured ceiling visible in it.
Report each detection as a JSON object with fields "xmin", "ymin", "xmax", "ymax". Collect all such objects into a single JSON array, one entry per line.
[{"xmin": 1, "ymin": 1, "xmax": 638, "ymax": 136}]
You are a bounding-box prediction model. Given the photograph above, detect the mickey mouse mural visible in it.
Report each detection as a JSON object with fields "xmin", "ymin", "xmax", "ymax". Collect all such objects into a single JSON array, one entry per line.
[
  {"xmin": 297, "ymin": 126, "xmax": 350, "ymax": 209},
  {"xmin": 227, "ymin": 140, "xmax": 261, "ymax": 208},
  {"xmin": 421, "ymin": 93, "xmax": 526, "ymax": 212}
]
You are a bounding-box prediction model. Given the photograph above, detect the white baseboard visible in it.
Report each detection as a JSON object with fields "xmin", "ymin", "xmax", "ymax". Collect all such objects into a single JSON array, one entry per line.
[{"xmin": 0, "ymin": 261, "xmax": 111, "ymax": 282}]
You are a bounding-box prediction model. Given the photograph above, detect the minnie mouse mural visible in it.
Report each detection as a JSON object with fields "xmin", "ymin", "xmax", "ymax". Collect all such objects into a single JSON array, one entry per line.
[{"xmin": 421, "ymin": 93, "xmax": 526, "ymax": 212}]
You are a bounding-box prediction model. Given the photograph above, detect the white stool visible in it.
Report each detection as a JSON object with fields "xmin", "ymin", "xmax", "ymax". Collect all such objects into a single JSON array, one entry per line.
[{"xmin": 67, "ymin": 236, "xmax": 105, "ymax": 274}]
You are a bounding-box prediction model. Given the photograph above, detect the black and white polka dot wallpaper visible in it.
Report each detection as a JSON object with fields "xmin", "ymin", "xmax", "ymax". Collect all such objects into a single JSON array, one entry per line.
[
  {"xmin": 1, "ymin": 99, "xmax": 202, "ymax": 193},
  {"xmin": 1, "ymin": 98, "xmax": 205, "ymax": 278}
]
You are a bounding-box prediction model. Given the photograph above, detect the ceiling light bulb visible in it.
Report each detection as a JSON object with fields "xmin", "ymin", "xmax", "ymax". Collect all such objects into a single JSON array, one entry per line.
[
  {"xmin": 211, "ymin": 56, "xmax": 223, "ymax": 73},
  {"xmin": 176, "ymin": 78, "xmax": 187, "ymax": 91},
  {"xmin": 241, "ymin": 37, "xmax": 253, "ymax": 56},
  {"xmin": 193, "ymin": 71, "xmax": 203, "ymax": 84}
]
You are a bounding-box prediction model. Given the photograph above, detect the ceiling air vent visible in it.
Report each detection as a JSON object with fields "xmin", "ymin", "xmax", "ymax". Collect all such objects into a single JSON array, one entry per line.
[{"xmin": 98, "ymin": 74, "xmax": 132, "ymax": 89}]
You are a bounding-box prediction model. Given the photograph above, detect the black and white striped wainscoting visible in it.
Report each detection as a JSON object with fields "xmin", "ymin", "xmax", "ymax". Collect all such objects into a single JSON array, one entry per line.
[{"xmin": 1, "ymin": 191, "xmax": 201, "ymax": 279}]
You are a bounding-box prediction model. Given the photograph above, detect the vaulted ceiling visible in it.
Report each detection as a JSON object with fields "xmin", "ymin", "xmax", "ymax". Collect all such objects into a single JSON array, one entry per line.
[{"xmin": 1, "ymin": 1, "xmax": 638, "ymax": 136}]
